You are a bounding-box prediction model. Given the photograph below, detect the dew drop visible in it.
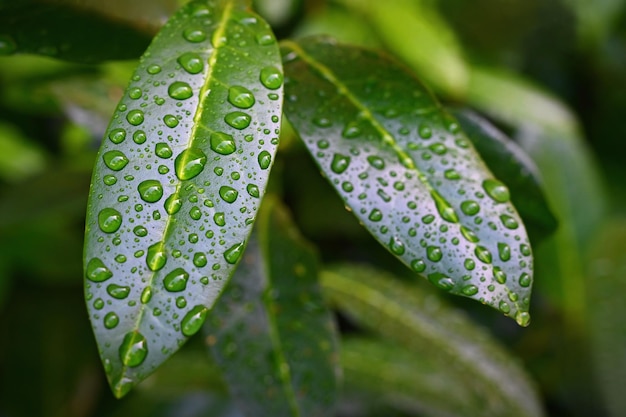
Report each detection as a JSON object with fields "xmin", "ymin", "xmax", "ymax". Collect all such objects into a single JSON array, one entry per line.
[
  {"xmin": 418, "ymin": 124, "xmax": 432, "ymax": 139},
  {"xmin": 224, "ymin": 111, "xmax": 251, "ymax": 130},
  {"xmin": 464, "ymin": 258, "xmax": 475, "ymax": 270},
  {"xmin": 228, "ymin": 86, "xmax": 255, "ymax": 109},
  {"xmin": 183, "ymin": 28, "xmax": 206, "ymax": 42},
  {"xmin": 367, "ymin": 155, "xmax": 385, "ymax": 170},
  {"xmin": 193, "ymin": 252, "xmax": 207, "ymax": 267},
  {"xmin": 256, "ymin": 33, "xmax": 275, "ymax": 45},
  {"xmin": 133, "ymin": 130, "xmax": 147, "ymax": 144},
  {"xmin": 128, "ymin": 87, "xmax": 142, "ymax": 99},
  {"xmin": 475, "ymin": 246, "xmax": 492, "ymax": 264},
  {"xmin": 388, "ymin": 236, "xmax": 405, "ymax": 255},
  {"xmin": 411, "ymin": 259, "xmax": 426, "ymax": 272},
  {"xmin": 498, "ymin": 242, "xmax": 511, "ymax": 262},
  {"xmin": 519, "ymin": 273, "xmax": 531, "ymax": 287},
  {"xmin": 520, "ymin": 244, "xmax": 531, "ymax": 256},
  {"xmin": 86, "ymin": 258, "xmax": 112, "ymax": 282},
  {"xmin": 426, "ymin": 246, "xmax": 442, "ymax": 262},
  {"xmin": 103, "ymin": 175, "xmax": 117, "ymax": 186},
  {"xmin": 181, "ymin": 305, "xmax": 209, "ymax": 336},
  {"xmin": 97, "ymin": 208, "xmax": 122, "ymax": 233},
  {"xmin": 431, "ymin": 191, "xmax": 458, "ymax": 223},
  {"xmin": 331, "ymin": 154, "xmax": 350, "ymax": 174},
  {"xmin": 516, "ymin": 311, "xmax": 531, "ymax": 327},
  {"xmin": 210, "ymin": 132, "xmax": 236, "ymax": 155},
  {"xmin": 177, "ymin": 52, "xmax": 204, "ymax": 74},
  {"xmin": 155, "ymin": 142, "xmax": 173, "ymax": 158},
  {"xmin": 461, "ymin": 284, "xmax": 478, "ymax": 296},
  {"xmin": 500, "ymin": 214, "xmax": 519, "ymax": 229},
  {"xmin": 164, "ymin": 194, "xmax": 183, "ymax": 215},
  {"xmin": 428, "ymin": 273, "xmax": 454, "ymax": 291},
  {"xmin": 164, "ymin": 114, "xmax": 179, "ymax": 128},
  {"xmin": 138, "ymin": 180, "xmax": 164, "ymax": 203},
  {"xmin": 483, "ymin": 179, "xmax": 510, "ymax": 203},
  {"xmin": 494, "ymin": 266, "xmax": 507, "ymax": 284},
  {"xmin": 460, "ymin": 226, "xmax": 479, "ymax": 243},
  {"xmin": 213, "ymin": 212, "xmax": 226, "ymax": 226},
  {"xmin": 163, "ymin": 267, "xmax": 189, "ymax": 292},
  {"xmin": 126, "ymin": 110, "xmax": 144, "ymax": 126},
  {"xmin": 119, "ymin": 331, "xmax": 148, "ymax": 367},
  {"xmin": 258, "ymin": 150, "xmax": 271, "ymax": 170},
  {"xmin": 168, "ymin": 81, "xmax": 193, "ymax": 100},
  {"xmin": 175, "ymin": 148, "xmax": 207, "ymax": 180},
  {"xmin": 259, "ymin": 66, "xmax": 283, "ymax": 89},
  {"xmin": 342, "ymin": 123, "xmax": 361, "ymax": 138},
  {"xmin": 108, "ymin": 128, "xmax": 126, "ymax": 144},
  {"xmin": 103, "ymin": 150, "xmax": 129, "ymax": 171},
  {"xmin": 146, "ymin": 243, "xmax": 167, "ymax": 271},
  {"xmin": 245, "ymin": 183, "xmax": 260, "ymax": 198},
  {"xmin": 499, "ymin": 300, "xmax": 511, "ymax": 314},
  {"xmin": 140, "ymin": 286, "xmax": 152, "ymax": 304},
  {"xmin": 133, "ymin": 226, "xmax": 148, "ymax": 237},
  {"xmin": 342, "ymin": 181, "xmax": 354, "ymax": 192},
  {"xmin": 444, "ymin": 169, "xmax": 461, "ymax": 180},
  {"xmin": 189, "ymin": 206, "xmax": 202, "ymax": 220},
  {"xmin": 104, "ymin": 312, "xmax": 119, "ymax": 329},
  {"xmin": 107, "ymin": 284, "xmax": 130, "ymax": 299},
  {"xmin": 460, "ymin": 200, "xmax": 480, "ymax": 216},
  {"xmin": 368, "ymin": 209, "xmax": 382, "ymax": 222},
  {"xmin": 224, "ymin": 242, "xmax": 244, "ymax": 264}
]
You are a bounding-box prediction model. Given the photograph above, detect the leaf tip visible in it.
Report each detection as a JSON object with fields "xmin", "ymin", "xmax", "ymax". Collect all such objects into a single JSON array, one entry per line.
[{"xmin": 111, "ymin": 374, "xmax": 135, "ymax": 399}]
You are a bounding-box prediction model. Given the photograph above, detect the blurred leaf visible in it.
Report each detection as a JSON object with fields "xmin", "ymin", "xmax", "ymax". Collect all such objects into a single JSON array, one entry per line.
[
  {"xmin": 0, "ymin": 1, "xmax": 153, "ymax": 63},
  {"xmin": 294, "ymin": 6, "xmax": 381, "ymax": 47},
  {"xmin": 338, "ymin": 0, "xmax": 468, "ymax": 96},
  {"xmin": 322, "ymin": 264, "xmax": 545, "ymax": 417},
  {"xmin": 562, "ymin": 0, "xmax": 625, "ymax": 46},
  {"xmin": 0, "ymin": 121, "xmax": 47, "ymax": 181},
  {"xmin": 205, "ymin": 196, "xmax": 339, "ymax": 417},
  {"xmin": 586, "ymin": 219, "xmax": 626, "ymax": 417},
  {"xmin": 451, "ymin": 108, "xmax": 558, "ymax": 244},
  {"xmin": 282, "ymin": 38, "xmax": 534, "ymax": 325},
  {"xmin": 83, "ymin": 0, "xmax": 283, "ymax": 398}
]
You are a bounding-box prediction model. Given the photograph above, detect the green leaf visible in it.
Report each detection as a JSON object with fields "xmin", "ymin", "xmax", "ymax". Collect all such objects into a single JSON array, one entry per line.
[
  {"xmin": 282, "ymin": 37, "xmax": 533, "ymax": 325},
  {"xmin": 83, "ymin": 0, "xmax": 283, "ymax": 398},
  {"xmin": 205, "ymin": 196, "xmax": 339, "ymax": 416},
  {"xmin": 322, "ymin": 264, "xmax": 545, "ymax": 417},
  {"xmin": 450, "ymin": 109, "xmax": 558, "ymax": 244},
  {"xmin": 0, "ymin": 121, "xmax": 47, "ymax": 181},
  {"xmin": 0, "ymin": 2, "xmax": 153, "ymax": 63}
]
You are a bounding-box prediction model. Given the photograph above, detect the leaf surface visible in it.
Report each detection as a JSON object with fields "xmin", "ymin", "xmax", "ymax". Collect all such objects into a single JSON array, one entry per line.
[
  {"xmin": 205, "ymin": 196, "xmax": 339, "ymax": 417},
  {"xmin": 282, "ymin": 38, "xmax": 533, "ymax": 325},
  {"xmin": 83, "ymin": 0, "xmax": 283, "ymax": 397},
  {"xmin": 322, "ymin": 264, "xmax": 545, "ymax": 417}
]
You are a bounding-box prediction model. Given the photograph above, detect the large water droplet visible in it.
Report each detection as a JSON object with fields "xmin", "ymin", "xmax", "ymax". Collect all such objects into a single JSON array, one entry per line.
[
  {"xmin": 494, "ymin": 266, "xmax": 507, "ymax": 284},
  {"xmin": 428, "ymin": 273, "xmax": 454, "ymax": 291},
  {"xmin": 367, "ymin": 155, "xmax": 385, "ymax": 170},
  {"xmin": 388, "ymin": 236, "xmax": 405, "ymax": 255},
  {"xmin": 181, "ymin": 305, "xmax": 209, "ymax": 336},
  {"xmin": 483, "ymin": 179, "xmax": 510, "ymax": 203},
  {"xmin": 498, "ymin": 242, "xmax": 511, "ymax": 261},
  {"xmin": 461, "ymin": 285, "xmax": 478, "ymax": 296},
  {"xmin": 104, "ymin": 312, "xmax": 119, "ymax": 329},
  {"xmin": 146, "ymin": 243, "xmax": 167, "ymax": 271},
  {"xmin": 426, "ymin": 246, "xmax": 442, "ymax": 262},
  {"xmin": 119, "ymin": 331, "xmax": 148, "ymax": 367},
  {"xmin": 168, "ymin": 81, "xmax": 193, "ymax": 100},
  {"xmin": 475, "ymin": 246, "xmax": 492, "ymax": 264},
  {"xmin": 140, "ymin": 286, "xmax": 152, "ymax": 304},
  {"xmin": 411, "ymin": 259, "xmax": 426, "ymax": 272},
  {"xmin": 460, "ymin": 226, "xmax": 479, "ymax": 243},
  {"xmin": 155, "ymin": 142, "xmax": 173, "ymax": 159},
  {"xmin": 163, "ymin": 267, "xmax": 189, "ymax": 292},
  {"xmin": 431, "ymin": 191, "xmax": 458, "ymax": 223},
  {"xmin": 133, "ymin": 130, "xmax": 147, "ymax": 144},
  {"xmin": 103, "ymin": 150, "xmax": 129, "ymax": 171},
  {"xmin": 129, "ymin": 87, "xmax": 142, "ymax": 100},
  {"xmin": 228, "ymin": 86, "xmax": 255, "ymax": 109},
  {"xmin": 177, "ymin": 52, "xmax": 204, "ymax": 74},
  {"xmin": 219, "ymin": 186, "xmax": 238, "ymax": 203},
  {"xmin": 256, "ymin": 33, "xmax": 275, "ymax": 45},
  {"xmin": 516, "ymin": 311, "xmax": 531, "ymax": 327},
  {"xmin": 98, "ymin": 208, "xmax": 122, "ymax": 233},
  {"xmin": 193, "ymin": 252, "xmax": 207, "ymax": 267},
  {"xmin": 210, "ymin": 132, "xmax": 236, "ymax": 155},
  {"xmin": 183, "ymin": 27, "xmax": 206, "ymax": 43},
  {"xmin": 460, "ymin": 200, "xmax": 480, "ymax": 216},
  {"xmin": 500, "ymin": 214, "xmax": 519, "ymax": 229},
  {"xmin": 164, "ymin": 194, "xmax": 182, "ymax": 215},
  {"xmin": 108, "ymin": 128, "xmax": 126, "ymax": 144},
  {"xmin": 133, "ymin": 226, "xmax": 148, "ymax": 237},
  {"xmin": 224, "ymin": 111, "xmax": 251, "ymax": 130},
  {"xmin": 247, "ymin": 183, "xmax": 260, "ymax": 198},
  {"xmin": 126, "ymin": 110, "xmax": 144, "ymax": 126},
  {"xmin": 138, "ymin": 180, "xmax": 164, "ymax": 203},
  {"xmin": 175, "ymin": 148, "xmax": 207, "ymax": 180},
  {"xmin": 224, "ymin": 242, "xmax": 244, "ymax": 264},
  {"xmin": 259, "ymin": 66, "xmax": 283, "ymax": 89},
  {"xmin": 368, "ymin": 209, "xmax": 382, "ymax": 222},
  {"xmin": 519, "ymin": 273, "xmax": 531, "ymax": 287},
  {"xmin": 258, "ymin": 150, "xmax": 271, "ymax": 169},
  {"xmin": 86, "ymin": 258, "xmax": 112, "ymax": 282},
  {"xmin": 107, "ymin": 284, "xmax": 130, "ymax": 299},
  {"xmin": 331, "ymin": 154, "xmax": 350, "ymax": 174},
  {"xmin": 164, "ymin": 114, "xmax": 179, "ymax": 128},
  {"xmin": 464, "ymin": 258, "xmax": 475, "ymax": 270}
]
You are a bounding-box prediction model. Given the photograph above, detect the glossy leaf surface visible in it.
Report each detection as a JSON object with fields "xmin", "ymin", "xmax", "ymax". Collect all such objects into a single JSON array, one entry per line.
[
  {"xmin": 451, "ymin": 109, "xmax": 558, "ymax": 243},
  {"xmin": 322, "ymin": 264, "xmax": 544, "ymax": 417},
  {"xmin": 282, "ymin": 38, "xmax": 533, "ymax": 325},
  {"xmin": 83, "ymin": 0, "xmax": 283, "ymax": 397},
  {"xmin": 205, "ymin": 197, "xmax": 339, "ymax": 417}
]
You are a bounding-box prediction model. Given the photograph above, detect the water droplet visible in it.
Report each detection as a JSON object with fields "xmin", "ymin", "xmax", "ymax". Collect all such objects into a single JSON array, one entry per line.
[
  {"xmin": 163, "ymin": 268, "xmax": 189, "ymax": 292},
  {"xmin": 107, "ymin": 284, "xmax": 130, "ymax": 299},
  {"xmin": 104, "ymin": 312, "xmax": 119, "ymax": 329},
  {"xmin": 164, "ymin": 114, "xmax": 179, "ymax": 128},
  {"xmin": 228, "ymin": 86, "xmax": 255, "ymax": 109},
  {"xmin": 461, "ymin": 284, "xmax": 478, "ymax": 296},
  {"xmin": 516, "ymin": 311, "xmax": 531, "ymax": 327},
  {"xmin": 331, "ymin": 154, "xmax": 350, "ymax": 174},
  {"xmin": 119, "ymin": 331, "xmax": 148, "ymax": 367},
  {"xmin": 259, "ymin": 66, "xmax": 283, "ymax": 89},
  {"xmin": 108, "ymin": 128, "xmax": 126, "ymax": 144},
  {"xmin": 86, "ymin": 258, "xmax": 112, "ymax": 282},
  {"xmin": 500, "ymin": 214, "xmax": 519, "ymax": 229},
  {"xmin": 256, "ymin": 33, "xmax": 275, "ymax": 45},
  {"xmin": 138, "ymin": 180, "xmax": 163, "ymax": 203},
  {"xmin": 388, "ymin": 236, "xmax": 405, "ymax": 255},
  {"xmin": 431, "ymin": 191, "xmax": 458, "ymax": 223},
  {"xmin": 494, "ymin": 267, "xmax": 507, "ymax": 284},
  {"xmin": 367, "ymin": 155, "xmax": 385, "ymax": 170},
  {"xmin": 428, "ymin": 273, "xmax": 454, "ymax": 291},
  {"xmin": 464, "ymin": 259, "xmax": 475, "ymax": 270},
  {"xmin": 175, "ymin": 148, "xmax": 207, "ymax": 180},
  {"xmin": 246, "ymin": 183, "xmax": 260, "ymax": 198},
  {"xmin": 183, "ymin": 28, "xmax": 206, "ymax": 42},
  {"xmin": 98, "ymin": 208, "xmax": 122, "ymax": 233},
  {"xmin": 193, "ymin": 252, "xmax": 207, "ymax": 267},
  {"xmin": 0, "ymin": 35, "xmax": 17, "ymax": 55},
  {"xmin": 427, "ymin": 246, "xmax": 442, "ymax": 262},
  {"xmin": 177, "ymin": 52, "xmax": 204, "ymax": 74},
  {"xmin": 224, "ymin": 242, "xmax": 244, "ymax": 264},
  {"xmin": 498, "ymin": 242, "xmax": 511, "ymax": 261},
  {"xmin": 147, "ymin": 64, "xmax": 161, "ymax": 74},
  {"xmin": 189, "ymin": 206, "xmax": 201, "ymax": 220},
  {"xmin": 483, "ymin": 179, "xmax": 510, "ymax": 203},
  {"xmin": 153, "ymin": 144, "xmax": 172, "ymax": 161},
  {"xmin": 460, "ymin": 200, "xmax": 480, "ymax": 216},
  {"xmin": 133, "ymin": 226, "xmax": 148, "ymax": 237},
  {"xmin": 140, "ymin": 286, "xmax": 152, "ymax": 304},
  {"xmin": 103, "ymin": 175, "xmax": 117, "ymax": 186},
  {"xmin": 429, "ymin": 143, "xmax": 447, "ymax": 155},
  {"xmin": 411, "ymin": 259, "xmax": 426, "ymax": 272},
  {"xmin": 342, "ymin": 181, "xmax": 354, "ymax": 192},
  {"xmin": 368, "ymin": 209, "xmax": 382, "ymax": 222},
  {"xmin": 342, "ymin": 122, "xmax": 361, "ymax": 138},
  {"xmin": 164, "ymin": 195, "xmax": 182, "ymax": 215},
  {"xmin": 210, "ymin": 132, "xmax": 236, "ymax": 155},
  {"xmin": 133, "ymin": 130, "xmax": 147, "ymax": 144},
  {"xmin": 129, "ymin": 87, "xmax": 142, "ymax": 99},
  {"xmin": 176, "ymin": 296, "xmax": 187, "ymax": 308},
  {"xmin": 168, "ymin": 81, "xmax": 193, "ymax": 100},
  {"xmin": 103, "ymin": 150, "xmax": 129, "ymax": 171},
  {"xmin": 475, "ymin": 246, "xmax": 492, "ymax": 264},
  {"xmin": 258, "ymin": 150, "xmax": 271, "ymax": 170},
  {"xmin": 519, "ymin": 273, "xmax": 531, "ymax": 287},
  {"xmin": 126, "ymin": 110, "xmax": 144, "ymax": 126},
  {"xmin": 181, "ymin": 305, "xmax": 209, "ymax": 336},
  {"xmin": 460, "ymin": 226, "xmax": 479, "ymax": 242},
  {"xmin": 418, "ymin": 124, "xmax": 432, "ymax": 139},
  {"xmin": 520, "ymin": 244, "xmax": 531, "ymax": 256},
  {"xmin": 146, "ymin": 243, "xmax": 167, "ymax": 271},
  {"xmin": 224, "ymin": 111, "xmax": 251, "ymax": 130},
  {"xmin": 498, "ymin": 300, "xmax": 511, "ymax": 314},
  {"xmin": 217, "ymin": 186, "xmax": 239, "ymax": 204}
]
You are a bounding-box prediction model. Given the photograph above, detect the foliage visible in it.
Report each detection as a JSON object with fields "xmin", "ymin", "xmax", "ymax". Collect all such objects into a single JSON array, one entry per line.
[{"xmin": 0, "ymin": 0, "xmax": 625, "ymax": 416}]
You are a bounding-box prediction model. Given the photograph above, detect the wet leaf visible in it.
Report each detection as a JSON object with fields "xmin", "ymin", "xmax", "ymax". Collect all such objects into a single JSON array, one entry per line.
[
  {"xmin": 282, "ymin": 37, "xmax": 533, "ymax": 325},
  {"xmin": 205, "ymin": 196, "xmax": 339, "ymax": 417},
  {"xmin": 83, "ymin": 0, "xmax": 283, "ymax": 397},
  {"xmin": 450, "ymin": 109, "xmax": 558, "ymax": 244},
  {"xmin": 322, "ymin": 264, "xmax": 545, "ymax": 417}
]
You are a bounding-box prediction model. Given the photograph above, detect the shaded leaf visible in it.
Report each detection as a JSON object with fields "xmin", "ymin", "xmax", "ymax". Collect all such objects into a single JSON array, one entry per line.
[
  {"xmin": 322, "ymin": 264, "xmax": 545, "ymax": 417},
  {"xmin": 0, "ymin": 1, "xmax": 153, "ymax": 63},
  {"xmin": 83, "ymin": 0, "xmax": 283, "ymax": 397},
  {"xmin": 282, "ymin": 37, "xmax": 534, "ymax": 325},
  {"xmin": 205, "ymin": 196, "xmax": 339, "ymax": 417},
  {"xmin": 450, "ymin": 109, "xmax": 558, "ymax": 244},
  {"xmin": 0, "ymin": 121, "xmax": 47, "ymax": 181}
]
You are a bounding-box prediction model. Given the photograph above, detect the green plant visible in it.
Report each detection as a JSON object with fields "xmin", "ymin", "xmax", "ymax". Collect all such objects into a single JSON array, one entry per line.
[{"xmin": 1, "ymin": 0, "xmax": 624, "ymax": 416}]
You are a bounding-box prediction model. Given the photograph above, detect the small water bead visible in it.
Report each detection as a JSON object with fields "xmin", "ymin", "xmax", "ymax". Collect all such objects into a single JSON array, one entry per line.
[
  {"xmin": 119, "ymin": 331, "xmax": 148, "ymax": 367},
  {"xmin": 93, "ymin": 298, "xmax": 104, "ymax": 309},
  {"xmin": 176, "ymin": 296, "xmax": 187, "ymax": 309},
  {"xmin": 188, "ymin": 233, "xmax": 199, "ymax": 243},
  {"xmin": 367, "ymin": 155, "xmax": 385, "ymax": 170},
  {"xmin": 183, "ymin": 27, "xmax": 206, "ymax": 42},
  {"xmin": 460, "ymin": 226, "xmax": 479, "ymax": 243},
  {"xmin": 164, "ymin": 114, "xmax": 179, "ymax": 128},
  {"xmin": 146, "ymin": 242, "xmax": 167, "ymax": 271},
  {"xmin": 164, "ymin": 195, "xmax": 183, "ymax": 215},
  {"xmin": 168, "ymin": 81, "xmax": 193, "ymax": 100},
  {"xmin": 494, "ymin": 267, "xmax": 507, "ymax": 284},
  {"xmin": 498, "ymin": 300, "xmax": 511, "ymax": 314},
  {"xmin": 86, "ymin": 258, "xmax": 112, "ymax": 282},
  {"xmin": 133, "ymin": 226, "xmax": 148, "ymax": 237},
  {"xmin": 115, "ymin": 254, "xmax": 127, "ymax": 263},
  {"xmin": 214, "ymin": 167, "xmax": 224, "ymax": 176},
  {"xmin": 500, "ymin": 214, "xmax": 519, "ymax": 229},
  {"xmin": 461, "ymin": 285, "xmax": 479, "ymax": 296},
  {"xmin": 107, "ymin": 284, "xmax": 130, "ymax": 299},
  {"xmin": 128, "ymin": 87, "xmax": 142, "ymax": 99},
  {"xmin": 259, "ymin": 66, "xmax": 283, "ymax": 89},
  {"xmin": 138, "ymin": 180, "xmax": 164, "ymax": 203},
  {"xmin": 98, "ymin": 208, "xmax": 122, "ymax": 233},
  {"xmin": 225, "ymin": 111, "xmax": 251, "ymax": 130},
  {"xmin": 175, "ymin": 148, "xmax": 207, "ymax": 180},
  {"xmin": 126, "ymin": 110, "xmax": 144, "ymax": 126},
  {"xmin": 388, "ymin": 236, "xmax": 405, "ymax": 255},
  {"xmin": 422, "ymin": 214, "xmax": 435, "ymax": 224},
  {"xmin": 133, "ymin": 130, "xmax": 147, "ymax": 144},
  {"xmin": 146, "ymin": 64, "xmax": 161, "ymax": 74},
  {"xmin": 520, "ymin": 244, "xmax": 531, "ymax": 256},
  {"xmin": 475, "ymin": 246, "xmax": 492, "ymax": 264},
  {"xmin": 103, "ymin": 175, "xmax": 117, "ymax": 186},
  {"xmin": 460, "ymin": 200, "xmax": 480, "ymax": 216},
  {"xmin": 464, "ymin": 258, "xmax": 475, "ymax": 270},
  {"xmin": 429, "ymin": 143, "xmax": 447, "ymax": 155},
  {"xmin": 342, "ymin": 182, "xmax": 354, "ymax": 192},
  {"xmin": 519, "ymin": 273, "xmax": 531, "ymax": 287},
  {"xmin": 163, "ymin": 268, "xmax": 189, "ymax": 292},
  {"xmin": 426, "ymin": 246, "xmax": 442, "ymax": 262},
  {"xmin": 193, "ymin": 252, "xmax": 207, "ymax": 267},
  {"xmin": 108, "ymin": 128, "xmax": 126, "ymax": 144},
  {"xmin": 181, "ymin": 305, "xmax": 209, "ymax": 336},
  {"xmin": 104, "ymin": 312, "xmax": 119, "ymax": 329},
  {"xmin": 214, "ymin": 212, "xmax": 226, "ymax": 226},
  {"xmin": 256, "ymin": 33, "xmax": 275, "ymax": 45},
  {"xmin": 177, "ymin": 52, "xmax": 204, "ymax": 74},
  {"xmin": 103, "ymin": 150, "xmax": 129, "ymax": 171},
  {"xmin": 189, "ymin": 206, "xmax": 202, "ymax": 220},
  {"xmin": 418, "ymin": 124, "xmax": 432, "ymax": 139},
  {"xmin": 431, "ymin": 191, "xmax": 459, "ymax": 223},
  {"xmin": 428, "ymin": 273, "xmax": 455, "ymax": 291},
  {"xmin": 342, "ymin": 123, "xmax": 361, "ymax": 138},
  {"xmin": 411, "ymin": 259, "xmax": 426, "ymax": 272},
  {"xmin": 444, "ymin": 169, "xmax": 461, "ymax": 180},
  {"xmin": 331, "ymin": 154, "xmax": 350, "ymax": 174},
  {"xmin": 210, "ymin": 132, "xmax": 236, "ymax": 155},
  {"xmin": 224, "ymin": 242, "xmax": 244, "ymax": 264},
  {"xmin": 246, "ymin": 184, "xmax": 260, "ymax": 198},
  {"xmin": 498, "ymin": 242, "xmax": 511, "ymax": 261},
  {"xmin": 140, "ymin": 286, "xmax": 152, "ymax": 304},
  {"xmin": 228, "ymin": 86, "xmax": 255, "ymax": 109},
  {"xmin": 155, "ymin": 142, "xmax": 173, "ymax": 158},
  {"xmin": 483, "ymin": 179, "xmax": 510, "ymax": 203},
  {"xmin": 258, "ymin": 151, "xmax": 271, "ymax": 170},
  {"xmin": 368, "ymin": 209, "xmax": 382, "ymax": 222}
]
